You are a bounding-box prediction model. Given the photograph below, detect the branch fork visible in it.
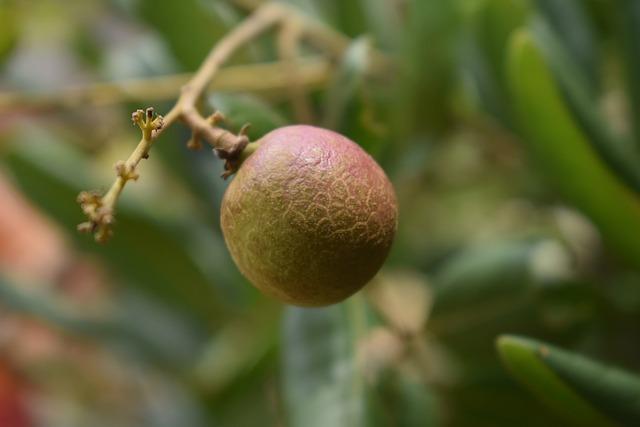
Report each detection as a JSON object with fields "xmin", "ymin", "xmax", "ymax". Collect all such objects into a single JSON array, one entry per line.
[{"xmin": 76, "ymin": 2, "xmax": 368, "ymax": 242}]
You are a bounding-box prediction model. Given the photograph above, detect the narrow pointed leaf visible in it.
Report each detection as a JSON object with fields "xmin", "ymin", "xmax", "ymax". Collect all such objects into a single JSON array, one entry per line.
[
  {"xmin": 370, "ymin": 373, "xmax": 440, "ymax": 427},
  {"xmin": 615, "ymin": 0, "xmax": 640, "ymax": 148},
  {"xmin": 464, "ymin": 0, "xmax": 530, "ymax": 127},
  {"xmin": 498, "ymin": 335, "xmax": 640, "ymax": 426},
  {"xmin": 533, "ymin": 0, "xmax": 599, "ymax": 88},
  {"xmin": 532, "ymin": 20, "xmax": 640, "ymax": 194},
  {"xmin": 507, "ymin": 30, "xmax": 640, "ymax": 269},
  {"xmin": 282, "ymin": 301, "xmax": 367, "ymax": 427},
  {"xmin": 134, "ymin": 0, "xmax": 236, "ymax": 70}
]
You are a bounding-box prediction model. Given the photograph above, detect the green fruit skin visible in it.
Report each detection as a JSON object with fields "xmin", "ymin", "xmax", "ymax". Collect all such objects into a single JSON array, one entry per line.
[{"xmin": 221, "ymin": 125, "xmax": 398, "ymax": 306}]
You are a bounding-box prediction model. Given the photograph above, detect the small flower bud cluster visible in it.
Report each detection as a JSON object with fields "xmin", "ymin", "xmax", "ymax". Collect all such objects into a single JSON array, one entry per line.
[{"xmin": 77, "ymin": 107, "xmax": 164, "ymax": 243}]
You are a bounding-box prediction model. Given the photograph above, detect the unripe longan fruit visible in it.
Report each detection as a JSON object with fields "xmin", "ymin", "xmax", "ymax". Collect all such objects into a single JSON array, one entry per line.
[{"xmin": 221, "ymin": 125, "xmax": 397, "ymax": 306}]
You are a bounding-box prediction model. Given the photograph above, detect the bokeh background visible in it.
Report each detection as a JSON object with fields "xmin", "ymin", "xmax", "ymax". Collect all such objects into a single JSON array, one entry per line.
[{"xmin": 1, "ymin": 0, "xmax": 639, "ymax": 426}]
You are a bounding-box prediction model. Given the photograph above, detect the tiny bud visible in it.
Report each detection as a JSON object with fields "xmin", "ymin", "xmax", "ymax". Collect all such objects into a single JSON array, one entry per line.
[
  {"xmin": 187, "ymin": 135, "xmax": 202, "ymax": 150},
  {"xmin": 115, "ymin": 161, "xmax": 139, "ymax": 181},
  {"xmin": 77, "ymin": 222, "xmax": 94, "ymax": 233},
  {"xmin": 115, "ymin": 161, "xmax": 126, "ymax": 176},
  {"xmin": 208, "ymin": 111, "xmax": 225, "ymax": 125},
  {"xmin": 77, "ymin": 191, "xmax": 90, "ymax": 204},
  {"xmin": 97, "ymin": 206, "xmax": 113, "ymax": 223},
  {"xmin": 238, "ymin": 123, "xmax": 251, "ymax": 136},
  {"xmin": 77, "ymin": 190, "xmax": 101, "ymax": 207},
  {"xmin": 153, "ymin": 115, "xmax": 164, "ymax": 130},
  {"xmin": 95, "ymin": 227, "xmax": 113, "ymax": 244},
  {"xmin": 146, "ymin": 107, "xmax": 155, "ymax": 120},
  {"xmin": 131, "ymin": 109, "xmax": 144, "ymax": 124}
]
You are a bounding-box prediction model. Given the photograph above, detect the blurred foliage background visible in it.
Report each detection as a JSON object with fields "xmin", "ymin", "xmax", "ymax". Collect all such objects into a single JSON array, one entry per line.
[{"xmin": 0, "ymin": 0, "xmax": 640, "ymax": 426}]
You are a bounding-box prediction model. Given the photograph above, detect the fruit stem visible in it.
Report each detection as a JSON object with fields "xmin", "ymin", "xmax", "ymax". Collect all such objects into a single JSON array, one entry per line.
[{"xmin": 76, "ymin": 2, "xmax": 390, "ymax": 242}]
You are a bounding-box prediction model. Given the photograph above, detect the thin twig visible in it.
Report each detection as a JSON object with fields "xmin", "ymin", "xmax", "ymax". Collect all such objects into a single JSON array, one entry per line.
[
  {"xmin": 76, "ymin": 1, "xmax": 390, "ymax": 242},
  {"xmin": 0, "ymin": 57, "xmax": 332, "ymax": 112},
  {"xmin": 78, "ymin": 3, "xmax": 291, "ymax": 242}
]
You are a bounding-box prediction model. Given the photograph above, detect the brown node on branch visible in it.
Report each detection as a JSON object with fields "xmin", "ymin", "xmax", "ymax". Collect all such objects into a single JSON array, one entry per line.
[
  {"xmin": 76, "ymin": 191, "xmax": 114, "ymax": 243},
  {"xmin": 74, "ymin": 1, "xmax": 383, "ymax": 243},
  {"xmin": 218, "ymin": 123, "xmax": 252, "ymax": 179},
  {"xmin": 186, "ymin": 111, "xmax": 227, "ymax": 151}
]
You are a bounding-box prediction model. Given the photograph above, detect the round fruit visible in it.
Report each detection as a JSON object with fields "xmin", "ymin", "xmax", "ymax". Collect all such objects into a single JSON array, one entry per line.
[{"xmin": 220, "ymin": 125, "xmax": 397, "ymax": 306}]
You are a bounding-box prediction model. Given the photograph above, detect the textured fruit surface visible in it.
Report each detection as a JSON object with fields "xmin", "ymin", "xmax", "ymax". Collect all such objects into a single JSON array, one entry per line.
[{"xmin": 221, "ymin": 125, "xmax": 398, "ymax": 306}]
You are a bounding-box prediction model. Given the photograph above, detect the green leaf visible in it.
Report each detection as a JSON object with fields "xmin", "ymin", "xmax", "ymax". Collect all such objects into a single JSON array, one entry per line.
[
  {"xmin": 428, "ymin": 239, "xmax": 543, "ymax": 337},
  {"xmin": 321, "ymin": 36, "xmax": 392, "ymax": 160},
  {"xmin": 616, "ymin": 0, "xmax": 640, "ymax": 149},
  {"xmin": 533, "ymin": 0, "xmax": 600, "ymax": 88},
  {"xmin": 532, "ymin": 19, "xmax": 640, "ymax": 195},
  {"xmin": 498, "ymin": 335, "xmax": 640, "ymax": 426},
  {"xmin": 356, "ymin": 0, "xmax": 401, "ymax": 49},
  {"xmin": 0, "ymin": 275, "xmax": 202, "ymax": 367},
  {"xmin": 192, "ymin": 300, "xmax": 281, "ymax": 396},
  {"xmin": 470, "ymin": 0, "xmax": 531, "ymax": 84},
  {"xmin": 432, "ymin": 239, "xmax": 537, "ymax": 312},
  {"xmin": 396, "ymin": 0, "xmax": 459, "ymax": 136},
  {"xmin": 0, "ymin": 275, "xmax": 116, "ymax": 339},
  {"xmin": 133, "ymin": 0, "xmax": 235, "ymax": 70},
  {"xmin": 331, "ymin": 0, "xmax": 367, "ymax": 39},
  {"xmin": 322, "ymin": 36, "xmax": 371, "ymax": 130},
  {"xmin": 464, "ymin": 0, "xmax": 531, "ymax": 127},
  {"xmin": 0, "ymin": 1, "xmax": 19, "ymax": 68},
  {"xmin": 282, "ymin": 300, "xmax": 367, "ymax": 427},
  {"xmin": 370, "ymin": 373, "xmax": 440, "ymax": 427},
  {"xmin": 507, "ymin": 30, "xmax": 640, "ymax": 270}
]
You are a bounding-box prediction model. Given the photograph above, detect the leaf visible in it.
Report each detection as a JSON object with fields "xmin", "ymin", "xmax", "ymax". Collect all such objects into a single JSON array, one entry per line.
[
  {"xmin": 533, "ymin": 0, "xmax": 600, "ymax": 88},
  {"xmin": 323, "ymin": 37, "xmax": 389, "ymax": 157},
  {"xmin": 133, "ymin": 0, "xmax": 235, "ymax": 70},
  {"xmin": 0, "ymin": 275, "xmax": 202, "ymax": 367},
  {"xmin": 396, "ymin": 0, "xmax": 459, "ymax": 136},
  {"xmin": 0, "ymin": 275, "xmax": 116, "ymax": 339},
  {"xmin": 532, "ymin": 19, "xmax": 640, "ymax": 195},
  {"xmin": 615, "ymin": 0, "xmax": 640, "ymax": 149},
  {"xmin": 497, "ymin": 335, "xmax": 640, "ymax": 426},
  {"xmin": 2, "ymin": 129, "xmax": 231, "ymax": 327},
  {"xmin": 427, "ymin": 239, "xmax": 544, "ymax": 338},
  {"xmin": 330, "ymin": 0, "xmax": 367, "ymax": 39},
  {"xmin": 432, "ymin": 239, "xmax": 537, "ymax": 312},
  {"xmin": 322, "ymin": 36, "xmax": 371, "ymax": 130},
  {"xmin": 356, "ymin": 0, "xmax": 401, "ymax": 49},
  {"xmin": 470, "ymin": 0, "xmax": 531, "ymax": 83},
  {"xmin": 388, "ymin": 375, "xmax": 439, "ymax": 427},
  {"xmin": 192, "ymin": 300, "xmax": 281, "ymax": 396},
  {"xmin": 464, "ymin": 0, "xmax": 530, "ymax": 127},
  {"xmin": 0, "ymin": 1, "xmax": 19, "ymax": 68},
  {"xmin": 507, "ymin": 30, "xmax": 640, "ymax": 270},
  {"xmin": 370, "ymin": 373, "xmax": 440, "ymax": 427},
  {"xmin": 282, "ymin": 300, "xmax": 368, "ymax": 427},
  {"xmin": 321, "ymin": 37, "xmax": 389, "ymax": 159}
]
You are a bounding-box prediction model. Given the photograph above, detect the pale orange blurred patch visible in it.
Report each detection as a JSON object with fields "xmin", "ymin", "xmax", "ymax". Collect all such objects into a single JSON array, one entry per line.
[
  {"xmin": 0, "ymin": 170, "xmax": 69, "ymax": 285},
  {"xmin": 367, "ymin": 270, "xmax": 432, "ymax": 336}
]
